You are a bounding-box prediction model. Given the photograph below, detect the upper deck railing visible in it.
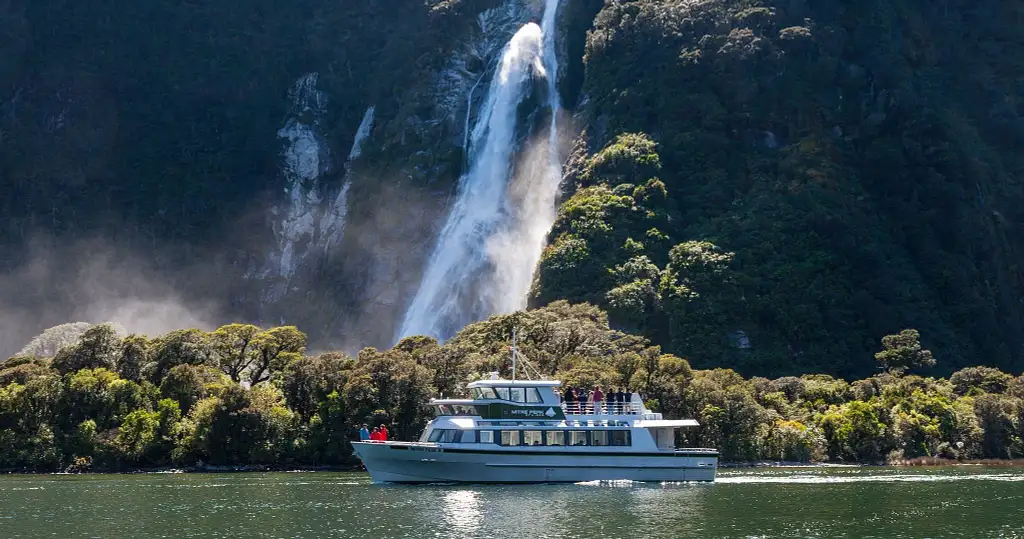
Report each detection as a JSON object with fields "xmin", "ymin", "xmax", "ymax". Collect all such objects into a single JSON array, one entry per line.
[{"xmin": 561, "ymin": 401, "xmax": 643, "ymax": 416}]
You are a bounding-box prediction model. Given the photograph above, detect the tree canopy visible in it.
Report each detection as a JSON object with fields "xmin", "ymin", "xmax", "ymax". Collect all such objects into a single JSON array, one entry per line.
[{"xmin": 1, "ymin": 306, "xmax": 1022, "ymax": 471}]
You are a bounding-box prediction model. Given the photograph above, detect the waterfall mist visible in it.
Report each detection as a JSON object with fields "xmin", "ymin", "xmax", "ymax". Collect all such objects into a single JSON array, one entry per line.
[{"xmin": 397, "ymin": 0, "xmax": 565, "ymax": 342}]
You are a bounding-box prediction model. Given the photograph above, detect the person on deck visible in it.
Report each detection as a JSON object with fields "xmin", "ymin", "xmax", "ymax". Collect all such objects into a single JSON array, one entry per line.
[
  {"xmin": 578, "ymin": 388, "xmax": 590, "ymax": 414},
  {"xmin": 608, "ymin": 387, "xmax": 619, "ymax": 414},
  {"xmin": 380, "ymin": 424, "xmax": 389, "ymax": 441},
  {"xmin": 565, "ymin": 387, "xmax": 577, "ymax": 414},
  {"xmin": 359, "ymin": 424, "xmax": 370, "ymax": 441},
  {"xmin": 592, "ymin": 385, "xmax": 604, "ymax": 415},
  {"xmin": 624, "ymin": 389, "xmax": 634, "ymax": 413}
]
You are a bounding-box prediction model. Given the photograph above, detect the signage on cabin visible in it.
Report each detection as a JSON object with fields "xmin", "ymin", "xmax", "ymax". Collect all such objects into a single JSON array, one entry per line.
[{"xmin": 477, "ymin": 404, "xmax": 565, "ymax": 420}]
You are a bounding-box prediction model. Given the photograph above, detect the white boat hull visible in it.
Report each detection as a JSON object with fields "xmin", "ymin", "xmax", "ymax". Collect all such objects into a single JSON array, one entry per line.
[{"xmin": 352, "ymin": 442, "xmax": 718, "ymax": 483}]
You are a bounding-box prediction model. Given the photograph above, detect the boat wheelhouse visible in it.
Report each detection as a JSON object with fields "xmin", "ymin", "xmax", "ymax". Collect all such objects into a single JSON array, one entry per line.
[{"xmin": 352, "ymin": 372, "xmax": 719, "ymax": 483}]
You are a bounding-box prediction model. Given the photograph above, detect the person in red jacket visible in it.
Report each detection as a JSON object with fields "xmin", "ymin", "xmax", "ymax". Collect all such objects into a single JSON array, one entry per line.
[
  {"xmin": 379, "ymin": 424, "xmax": 389, "ymax": 441},
  {"xmin": 370, "ymin": 427, "xmax": 381, "ymax": 441}
]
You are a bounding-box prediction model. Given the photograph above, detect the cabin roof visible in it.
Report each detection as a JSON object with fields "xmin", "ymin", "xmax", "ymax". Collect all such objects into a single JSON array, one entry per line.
[
  {"xmin": 634, "ymin": 419, "xmax": 700, "ymax": 428},
  {"xmin": 466, "ymin": 379, "xmax": 561, "ymax": 388}
]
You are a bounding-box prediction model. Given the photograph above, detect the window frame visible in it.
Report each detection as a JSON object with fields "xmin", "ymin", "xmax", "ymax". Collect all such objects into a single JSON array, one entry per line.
[
  {"xmin": 568, "ymin": 430, "xmax": 589, "ymax": 446},
  {"xmin": 499, "ymin": 430, "xmax": 521, "ymax": 446},
  {"xmin": 611, "ymin": 430, "xmax": 631, "ymax": 446},
  {"xmin": 522, "ymin": 430, "xmax": 543, "ymax": 446},
  {"xmin": 544, "ymin": 430, "xmax": 565, "ymax": 446}
]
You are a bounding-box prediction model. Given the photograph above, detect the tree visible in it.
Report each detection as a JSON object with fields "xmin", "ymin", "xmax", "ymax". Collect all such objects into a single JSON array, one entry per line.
[
  {"xmin": 17, "ymin": 322, "xmax": 93, "ymax": 358},
  {"xmin": 51, "ymin": 324, "xmax": 123, "ymax": 374},
  {"xmin": 875, "ymin": 329, "xmax": 936, "ymax": 375},
  {"xmin": 146, "ymin": 329, "xmax": 217, "ymax": 383},
  {"xmin": 210, "ymin": 324, "xmax": 262, "ymax": 383},
  {"xmin": 249, "ymin": 326, "xmax": 306, "ymax": 385},
  {"xmin": 159, "ymin": 364, "xmax": 227, "ymax": 414},
  {"xmin": 117, "ymin": 335, "xmax": 149, "ymax": 383},
  {"xmin": 950, "ymin": 366, "xmax": 1014, "ymax": 396},
  {"xmin": 281, "ymin": 352, "xmax": 352, "ymax": 421}
]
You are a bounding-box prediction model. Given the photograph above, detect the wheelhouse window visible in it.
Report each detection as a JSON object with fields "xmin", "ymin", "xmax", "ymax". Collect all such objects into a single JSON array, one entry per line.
[
  {"xmin": 495, "ymin": 388, "xmax": 510, "ymax": 401},
  {"xmin": 499, "ymin": 430, "xmax": 520, "ymax": 446},
  {"xmin": 610, "ymin": 431, "xmax": 631, "ymax": 446},
  {"xmin": 510, "ymin": 388, "xmax": 525, "ymax": 402},
  {"xmin": 428, "ymin": 429, "xmax": 463, "ymax": 443},
  {"xmin": 473, "ymin": 388, "xmax": 498, "ymax": 400},
  {"xmin": 526, "ymin": 388, "xmax": 543, "ymax": 403},
  {"xmin": 453, "ymin": 405, "xmax": 476, "ymax": 416},
  {"xmin": 437, "ymin": 405, "xmax": 453, "ymax": 416},
  {"xmin": 568, "ymin": 431, "xmax": 588, "ymax": 446},
  {"xmin": 545, "ymin": 430, "xmax": 565, "ymax": 446},
  {"xmin": 523, "ymin": 430, "xmax": 543, "ymax": 446}
]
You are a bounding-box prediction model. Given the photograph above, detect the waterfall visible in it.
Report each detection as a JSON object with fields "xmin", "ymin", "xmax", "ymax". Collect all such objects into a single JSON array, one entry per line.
[
  {"xmin": 397, "ymin": 0, "xmax": 564, "ymax": 341},
  {"xmin": 322, "ymin": 106, "xmax": 375, "ymax": 254}
]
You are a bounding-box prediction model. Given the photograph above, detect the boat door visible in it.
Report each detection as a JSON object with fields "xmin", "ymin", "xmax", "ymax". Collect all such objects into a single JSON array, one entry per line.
[{"xmin": 544, "ymin": 468, "xmax": 555, "ymax": 482}]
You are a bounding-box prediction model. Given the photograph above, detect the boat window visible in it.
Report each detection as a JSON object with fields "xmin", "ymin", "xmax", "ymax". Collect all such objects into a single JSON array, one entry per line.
[
  {"xmin": 591, "ymin": 431, "xmax": 609, "ymax": 446},
  {"xmin": 494, "ymin": 388, "xmax": 510, "ymax": 400},
  {"xmin": 428, "ymin": 429, "xmax": 462, "ymax": 443},
  {"xmin": 478, "ymin": 430, "xmax": 495, "ymax": 444},
  {"xmin": 522, "ymin": 430, "xmax": 543, "ymax": 446},
  {"xmin": 510, "ymin": 388, "xmax": 525, "ymax": 402},
  {"xmin": 453, "ymin": 405, "xmax": 476, "ymax": 416},
  {"xmin": 526, "ymin": 388, "xmax": 543, "ymax": 403},
  {"xmin": 461, "ymin": 430, "xmax": 478, "ymax": 443},
  {"xmin": 568, "ymin": 431, "xmax": 589, "ymax": 446},
  {"xmin": 610, "ymin": 431, "xmax": 631, "ymax": 446},
  {"xmin": 437, "ymin": 405, "xmax": 452, "ymax": 416},
  {"xmin": 499, "ymin": 430, "xmax": 521, "ymax": 446},
  {"xmin": 545, "ymin": 431, "xmax": 565, "ymax": 446},
  {"xmin": 474, "ymin": 387, "xmax": 497, "ymax": 399}
]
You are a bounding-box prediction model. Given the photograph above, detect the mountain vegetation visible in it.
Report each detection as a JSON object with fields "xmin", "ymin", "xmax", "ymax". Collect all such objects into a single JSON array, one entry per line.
[
  {"xmin": 534, "ymin": 0, "xmax": 1024, "ymax": 379},
  {"xmin": 2, "ymin": 0, "xmax": 1024, "ymax": 462},
  {"xmin": 2, "ymin": 307, "xmax": 1021, "ymax": 471}
]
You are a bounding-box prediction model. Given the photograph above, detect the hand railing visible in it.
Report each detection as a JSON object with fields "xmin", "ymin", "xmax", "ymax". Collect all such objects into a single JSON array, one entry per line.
[{"xmin": 560, "ymin": 402, "xmax": 641, "ymax": 415}]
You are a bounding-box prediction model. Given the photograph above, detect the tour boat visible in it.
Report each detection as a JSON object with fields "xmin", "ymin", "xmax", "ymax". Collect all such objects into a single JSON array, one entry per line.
[{"xmin": 352, "ymin": 336, "xmax": 719, "ymax": 483}]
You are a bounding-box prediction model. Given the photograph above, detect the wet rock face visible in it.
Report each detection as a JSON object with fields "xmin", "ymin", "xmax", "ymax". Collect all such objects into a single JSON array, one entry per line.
[
  {"xmin": 0, "ymin": 0, "xmax": 526, "ymax": 347},
  {"xmin": 251, "ymin": 0, "xmax": 541, "ymax": 351}
]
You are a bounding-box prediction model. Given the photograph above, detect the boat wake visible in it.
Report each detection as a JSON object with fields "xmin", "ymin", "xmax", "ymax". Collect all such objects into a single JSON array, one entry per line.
[
  {"xmin": 575, "ymin": 480, "xmax": 712, "ymax": 488},
  {"xmin": 717, "ymin": 473, "xmax": 1024, "ymax": 484}
]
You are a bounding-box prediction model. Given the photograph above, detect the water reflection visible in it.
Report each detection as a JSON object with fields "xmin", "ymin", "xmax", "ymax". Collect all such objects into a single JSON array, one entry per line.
[
  {"xmin": 2, "ymin": 469, "xmax": 1022, "ymax": 538},
  {"xmin": 628, "ymin": 483, "xmax": 708, "ymax": 536},
  {"xmin": 440, "ymin": 489, "xmax": 482, "ymax": 535}
]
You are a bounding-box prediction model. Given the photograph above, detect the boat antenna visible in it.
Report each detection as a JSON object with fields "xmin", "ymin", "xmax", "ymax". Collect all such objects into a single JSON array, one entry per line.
[{"xmin": 511, "ymin": 327, "xmax": 517, "ymax": 381}]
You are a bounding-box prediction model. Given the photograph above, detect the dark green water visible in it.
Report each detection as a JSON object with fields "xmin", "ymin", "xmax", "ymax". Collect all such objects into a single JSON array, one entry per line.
[{"xmin": 1, "ymin": 467, "xmax": 1022, "ymax": 538}]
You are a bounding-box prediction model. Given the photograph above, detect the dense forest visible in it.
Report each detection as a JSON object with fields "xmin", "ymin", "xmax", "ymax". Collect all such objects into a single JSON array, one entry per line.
[
  {"xmin": 1, "ymin": 304, "xmax": 1021, "ymax": 472},
  {"xmin": 3, "ymin": 0, "xmax": 1023, "ymax": 379},
  {"xmin": 535, "ymin": 0, "xmax": 1024, "ymax": 379},
  {"xmin": 2, "ymin": 0, "xmax": 1024, "ymax": 464}
]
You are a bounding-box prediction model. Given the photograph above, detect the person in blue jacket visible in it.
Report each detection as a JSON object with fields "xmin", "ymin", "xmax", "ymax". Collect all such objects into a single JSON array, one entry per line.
[{"xmin": 359, "ymin": 424, "xmax": 370, "ymax": 441}]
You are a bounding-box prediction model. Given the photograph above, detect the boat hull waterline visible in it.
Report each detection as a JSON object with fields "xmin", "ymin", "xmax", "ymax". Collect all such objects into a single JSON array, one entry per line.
[{"xmin": 353, "ymin": 442, "xmax": 718, "ymax": 483}]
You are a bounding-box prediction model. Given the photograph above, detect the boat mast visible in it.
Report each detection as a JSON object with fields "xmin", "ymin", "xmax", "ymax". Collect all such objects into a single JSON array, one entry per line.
[{"xmin": 511, "ymin": 327, "xmax": 517, "ymax": 381}]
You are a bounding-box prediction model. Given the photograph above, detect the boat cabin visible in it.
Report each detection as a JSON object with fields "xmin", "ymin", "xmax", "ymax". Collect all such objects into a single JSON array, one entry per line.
[{"xmin": 416, "ymin": 374, "xmax": 702, "ymax": 454}]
